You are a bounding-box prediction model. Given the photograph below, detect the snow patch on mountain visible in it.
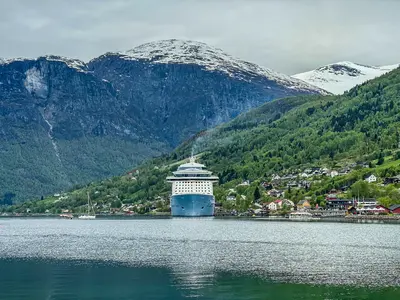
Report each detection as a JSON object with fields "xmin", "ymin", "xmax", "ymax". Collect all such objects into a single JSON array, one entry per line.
[
  {"xmin": 24, "ymin": 67, "xmax": 48, "ymax": 97},
  {"xmin": 115, "ymin": 39, "xmax": 328, "ymax": 94},
  {"xmin": 42, "ymin": 55, "xmax": 88, "ymax": 72},
  {"xmin": 0, "ymin": 57, "xmax": 28, "ymax": 65},
  {"xmin": 1, "ymin": 55, "xmax": 87, "ymax": 72},
  {"xmin": 293, "ymin": 61, "xmax": 399, "ymax": 95}
]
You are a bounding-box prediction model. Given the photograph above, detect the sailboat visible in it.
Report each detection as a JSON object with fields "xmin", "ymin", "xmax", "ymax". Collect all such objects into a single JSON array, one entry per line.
[{"xmin": 78, "ymin": 192, "xmax": 96, "ymax": 220}]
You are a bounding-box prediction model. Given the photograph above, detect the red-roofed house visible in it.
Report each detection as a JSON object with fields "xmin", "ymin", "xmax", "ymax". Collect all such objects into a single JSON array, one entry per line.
[{"xmin": 389, "ymin": 204, "xmax": 400, "ymax": 214}]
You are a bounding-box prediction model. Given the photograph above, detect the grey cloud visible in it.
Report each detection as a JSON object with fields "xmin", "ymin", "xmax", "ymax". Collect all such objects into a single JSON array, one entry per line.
[{"xmin": 0, "ymin": 0, "xmax": 398, "ymax": 74}]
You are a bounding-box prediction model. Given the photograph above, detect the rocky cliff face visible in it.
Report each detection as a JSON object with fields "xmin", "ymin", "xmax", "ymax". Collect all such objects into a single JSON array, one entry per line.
[
  {"xmin": 0, "ymin": 56, "xmax": 166, "ymax": 203},
  {"xmin": 0, "ymin": 40, "xmax": 325, "ymax": 202},
  {"xmin": 88, "ymin": 39, "xmax": 327, "ymax": 146}
]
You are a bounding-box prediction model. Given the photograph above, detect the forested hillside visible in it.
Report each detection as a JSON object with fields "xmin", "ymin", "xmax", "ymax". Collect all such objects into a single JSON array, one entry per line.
[{"xmin": 4, "ymin": 66, "xmax": 400, "ymax": 213}]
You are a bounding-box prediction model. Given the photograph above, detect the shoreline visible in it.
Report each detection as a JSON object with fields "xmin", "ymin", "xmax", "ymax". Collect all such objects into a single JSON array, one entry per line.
[{"xmin": 1, "ymin": 213, "xmax": 400, "ymax": 224}]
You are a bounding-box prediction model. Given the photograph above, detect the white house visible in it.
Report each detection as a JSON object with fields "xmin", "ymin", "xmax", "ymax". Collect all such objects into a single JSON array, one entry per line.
[
  {"xmin": 237, "ymin": 180, "xmax": 250, "ymax": 186},
  {"xmin": 271, "ymin": 174, "xmax": 281, "ymax": 181},
  {"xmin": 282, "ymin": 199, "xmax": 295, "ymax": 208},
  {"xmin": 365, "ymin": 175, "xmax": 377, "ymax": 183},
  {"xmin": 226, "ymin": 195, "xmax": 236, "ymax": 201},
  {"xmin": 300, "ymin": 173, "xmax": 310, "ymax": 178},
  {"xmin": 330, "ymin": 170, "xmax": 339, "ymax": 178},
  {"xmin": 267, "ymin": 202, "xmax": 278, "ymax": 211}
]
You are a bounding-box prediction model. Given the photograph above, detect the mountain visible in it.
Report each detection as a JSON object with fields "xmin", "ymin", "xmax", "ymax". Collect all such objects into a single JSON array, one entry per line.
[
  {"xmin": 0, "ymin": 55, "xmax": 167, "ymax": 203},
  {"xmin": 88, "ymin": 39, "xmax": 328, "ymax": 146},
  {"xmin": 0, "ymin": 40, "xmax": 325, "ymax": 203},
  {"xmin": 293, "ymin": 61, "xmax": 399, "ymax": 95},
  {"xmin": 11, "ymin": 66, "xmax": 400, "ymax": 213}
]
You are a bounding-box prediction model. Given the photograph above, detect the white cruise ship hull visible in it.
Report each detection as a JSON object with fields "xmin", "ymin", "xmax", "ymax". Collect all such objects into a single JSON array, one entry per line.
[{"xmin": 170, "ymin": 194, "xmax": 214, "ymax": 217}]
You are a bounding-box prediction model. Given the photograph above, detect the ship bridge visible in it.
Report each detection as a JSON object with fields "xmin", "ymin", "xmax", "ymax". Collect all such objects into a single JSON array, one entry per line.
[{"xmin": 166, "ymin": 157, "xmax": 219, "ymax": 182}]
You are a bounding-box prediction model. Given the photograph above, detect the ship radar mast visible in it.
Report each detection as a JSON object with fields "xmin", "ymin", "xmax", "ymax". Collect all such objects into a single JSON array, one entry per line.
[{"xmin": 189, "ymin": 156, "xmax": 196, "ymax": 164}]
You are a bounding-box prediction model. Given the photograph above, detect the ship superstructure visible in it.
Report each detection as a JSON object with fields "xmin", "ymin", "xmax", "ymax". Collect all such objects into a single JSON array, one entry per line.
[{"xmin": 166, "ymin": 157, "xmax": 219, "ymax": 216}]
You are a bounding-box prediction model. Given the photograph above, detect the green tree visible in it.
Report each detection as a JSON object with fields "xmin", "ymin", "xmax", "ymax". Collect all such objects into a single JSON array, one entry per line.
[
  {"xmin": 253, "ymin": 187, "xmax": 261, "ymax": 201},
  {"xmin": 111, "ymin": 200, "xmax": 122, "ymax": 209},
  {"xmin": 351, "ymin": 180, "xmax": 370, "ymax": 198}
]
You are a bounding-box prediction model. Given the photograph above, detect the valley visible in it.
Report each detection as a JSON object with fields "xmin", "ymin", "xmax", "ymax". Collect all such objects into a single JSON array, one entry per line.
[{"xmin": 3, "ymin": 64, "xmax": 400, "ymax": 216}]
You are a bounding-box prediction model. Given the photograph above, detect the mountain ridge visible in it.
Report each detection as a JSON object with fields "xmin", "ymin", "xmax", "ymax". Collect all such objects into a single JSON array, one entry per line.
[
  {"xmin": 110, "ymin": 39, "xmax": 329, "ymax": 94},
  {"xmin": 293, "ymin": 61, "xmax": 399, "ymax": 94}
]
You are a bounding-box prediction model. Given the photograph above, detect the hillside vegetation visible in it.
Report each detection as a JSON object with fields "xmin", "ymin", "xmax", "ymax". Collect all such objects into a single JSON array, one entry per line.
[{"xmin": 3, "ymin": 67, "xmax": 400, "ymax": 214}]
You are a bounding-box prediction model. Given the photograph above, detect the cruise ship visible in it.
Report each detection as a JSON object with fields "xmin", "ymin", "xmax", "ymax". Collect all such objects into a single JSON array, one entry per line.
[{"xmin": 166, "ymin": 157, "xmax": 219, "ymax": 216}]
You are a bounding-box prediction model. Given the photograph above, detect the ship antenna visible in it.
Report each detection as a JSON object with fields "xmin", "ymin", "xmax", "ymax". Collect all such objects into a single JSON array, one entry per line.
[{"xmin": 190, "ymin": 155, "xmax": 195, "ymax": 163}]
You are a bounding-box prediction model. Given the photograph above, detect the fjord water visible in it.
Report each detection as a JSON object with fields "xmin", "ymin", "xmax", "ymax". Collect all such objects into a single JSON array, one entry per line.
[{"xmin": 0, "ymin": 218, "xmax": 399, "ymax": 299}]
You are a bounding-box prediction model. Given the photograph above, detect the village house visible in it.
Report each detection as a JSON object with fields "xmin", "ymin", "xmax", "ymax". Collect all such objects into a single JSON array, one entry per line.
[
  {"xmin": 389, "ymin": 204, "xmax": 400, "ymax": 214},
  {"xmin": 261, "ymin": 182, "xmax": 273, "ymax": 190},
  {"xmin": 326, "ymin": 198, "xmax": 353, "ymax": 210},
  {"xmin": 357, "ymin": 162, "xmax": 369, "ymax": 168},
  {"xmin": 226, "ymin": 195, "xmax": 236, "ymax": 201},
  {"xmin": 356, "ymin": 204, "xmax": 390, "ymax": 215},
  {"xmin": 356, "ymin": 198, "xmax": 378, "ymax": 208},
  {"xmin": 286, "ymin": 181, "xmax": 298, "ymax": 188},
  {"xmin": 300, "ymin": 180, "xmax": 311, "ymax": 189},
  {"xmin": 330, "ymin": 170, "xmax": 339, "ymax": 177},
  {"xmin": 274, "ymin": 199, "xmax": 283, "ymax": 209},
  {"xmin": 271, "ymin": 174, "xmax": 281, "ymax": 181},
  {"xmin": 384, "ymin": 175, "xmax": 400, "ymax": 185},
  {"xmin": 237, "ymin": 180, "xmax": 250, "ymax": 186},
  {"xmin": 266, "ymin": 201, "xmax": 278, "ymax": 211},
  {"xmin": 365, "ymin": 174, "xmax": 377, "ymax": 183},
  {"xmin": 282, "ymin": 199, "xmax": 295, "ymax": 210},
  {"xmin": 268, "ymin": 189, "xmax": 284, "ymax": 198},
  {"xmin": 339, "ymin": 167, "xmax": 351, "ymax": 175},
  {"xmin": 297, "ymin": 200, "xmax": 311, "ymax": 210}
]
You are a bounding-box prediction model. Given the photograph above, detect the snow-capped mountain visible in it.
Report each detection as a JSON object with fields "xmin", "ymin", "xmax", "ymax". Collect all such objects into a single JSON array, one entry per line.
[
  {"xmin": 89, "ymin": 39, "xmax": 328, "ymax": 145},
  {"xmin": 117, "ymin": 39, "xmax": 328, "ymax": 95},
  {"xmin": 293, "ymin": 61, "xmax": 399, "ymax": 95}
]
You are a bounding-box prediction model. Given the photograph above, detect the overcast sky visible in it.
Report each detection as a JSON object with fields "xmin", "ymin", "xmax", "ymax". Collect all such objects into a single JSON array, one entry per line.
[{"xmin": 0, "ymin": 0, "xmax": 398, "ymax": 74}]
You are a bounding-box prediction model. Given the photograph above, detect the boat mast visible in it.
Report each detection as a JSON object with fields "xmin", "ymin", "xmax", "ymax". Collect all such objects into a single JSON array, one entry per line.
[{"xmin": 87, "ymin": 192, "xmax": 91, "ymax": 215}]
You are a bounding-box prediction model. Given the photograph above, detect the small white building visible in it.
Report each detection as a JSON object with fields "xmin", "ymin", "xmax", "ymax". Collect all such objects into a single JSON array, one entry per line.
[
  {"xmin": 237, "ymin": 180, "xmax": 250, "ymax": 186},
  {"xmin": 365, "ymin": 175, "xmax": 377, "ymax": 183},
  {"xmin": 267, "ymin": 202, "xmax": 278, "ymax": 211},
  {"xmin": 226, "ymin": 195, "xmax": 236, "ymax": 201},
  {"xmin": 282, "ymin": 199, "xmax": 295, "ymax": 208},
  {"xmin": 330, "ymin": 170, "xmax": 339, "ymax": 178},
  {"xmin": 271, "ymin": 174, "xmax": 281, "ymax": 181}
]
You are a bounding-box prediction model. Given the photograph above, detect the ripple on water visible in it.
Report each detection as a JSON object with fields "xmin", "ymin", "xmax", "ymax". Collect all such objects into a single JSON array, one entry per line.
[{"xmin": 0, "ymin": 218, "xmax": 399, "ymax": 288}]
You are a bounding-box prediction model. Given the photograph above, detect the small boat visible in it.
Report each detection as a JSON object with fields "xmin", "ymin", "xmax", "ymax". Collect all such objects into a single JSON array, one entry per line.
[
  {"xmin": 78, "ymin": 192, "xmax": 96, "ymax": 220},
  {"xmin": 289, "ymin": 211, "xmax": 319, "ymax": 220},
  {"xmin": 59, "ymin": 214, "xmax": 73, "ymax": 219}
]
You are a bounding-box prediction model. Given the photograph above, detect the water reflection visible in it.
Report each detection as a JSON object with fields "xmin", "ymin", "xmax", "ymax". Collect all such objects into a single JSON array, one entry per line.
[
  {"xmin": 0, "ymin": 258, "xmax": 399, "ymax": 300},
  {"xmin": 0, "ymin": 218, "xmax": 399, "ymax": 299}
]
